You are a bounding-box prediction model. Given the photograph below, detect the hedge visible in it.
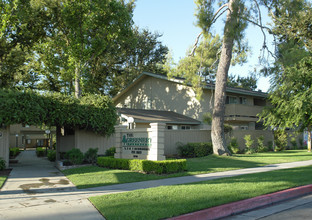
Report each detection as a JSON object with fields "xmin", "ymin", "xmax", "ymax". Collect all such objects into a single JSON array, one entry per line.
[
  {"xmin": 177, "ymin": 142, "xmax": 213, "ymax": 158},
  {"xmin": 0, "ymin": 89, "xmax": 117, "ymax": 135},
  {"xmin": 97, "ymin": 157, "xmax": 187, "ymax": 174}
]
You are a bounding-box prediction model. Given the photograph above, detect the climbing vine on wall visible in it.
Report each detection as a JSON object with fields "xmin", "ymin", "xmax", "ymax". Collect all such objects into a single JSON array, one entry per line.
[{"xmin": 0, "ymin": 89, "xmax": 117, "ymax": 135}]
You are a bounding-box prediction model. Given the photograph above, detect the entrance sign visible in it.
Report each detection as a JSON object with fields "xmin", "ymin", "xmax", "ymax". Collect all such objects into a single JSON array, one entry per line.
[
  {"xmin": 122, "ymin": 133, "xmax": 151, "ymax": 156},
  {"xmin": 114, "ymin": 123, "xmax": 166, "ymax": 161}
]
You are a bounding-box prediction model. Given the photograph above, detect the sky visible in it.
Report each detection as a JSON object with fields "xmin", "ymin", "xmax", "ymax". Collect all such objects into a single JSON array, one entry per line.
[{"xmin": 132, "ymin": 0, "xmax": 274, "ymax": 92}]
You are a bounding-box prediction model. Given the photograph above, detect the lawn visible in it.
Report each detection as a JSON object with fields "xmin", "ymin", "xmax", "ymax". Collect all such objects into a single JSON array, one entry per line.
[
  {"xmin": 63, "ymin": 150, "xmax": 312, "ymax": 189},
  {"xmin": 89, "ymin": 165, "xmax": 312, "ymax": 220},
  {"xmin": 0, "ymin": 176, "xmax": 7, "ymax": 188}
]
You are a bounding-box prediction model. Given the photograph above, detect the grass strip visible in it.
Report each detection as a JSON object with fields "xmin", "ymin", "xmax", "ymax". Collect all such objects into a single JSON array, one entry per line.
[
  {"xmin": 89, "ymin": 165, "xmax": 312, "ymax": 220},
  {"xmin": 0, "ymin": 176, "xmax": 7, "ymax": 188},
  {"xmin": 64, "ymin": 150, "xmax": 312, "ymax": 189}
]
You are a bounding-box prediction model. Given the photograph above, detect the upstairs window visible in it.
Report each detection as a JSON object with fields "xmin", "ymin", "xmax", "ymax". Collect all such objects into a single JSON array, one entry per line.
[
  {"xmin": 239, "ymin": 97, "xmax": 247, "ymax": 104},
  {"xmin": 226, "ymin": 96, "xmax": 238, "ymax": 104}
]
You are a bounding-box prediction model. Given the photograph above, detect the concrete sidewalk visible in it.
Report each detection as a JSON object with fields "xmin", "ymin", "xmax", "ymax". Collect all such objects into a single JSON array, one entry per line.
[
  {"xmin": 1, "ymin": 150, "xmax": 312, "ymax": 219},
  {"xmin": 0, "ymin": 150, "xmax": 103, "ymax": 220}
]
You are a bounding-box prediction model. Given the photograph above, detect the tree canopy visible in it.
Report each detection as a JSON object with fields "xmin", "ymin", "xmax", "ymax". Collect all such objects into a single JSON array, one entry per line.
[
  {"xmin": 260, "ymin": 0, "xmax": 312, "ymax": 151},
  {"xmin": 0, "ymin": 0, "xmax": 168, "ymax": 97}
]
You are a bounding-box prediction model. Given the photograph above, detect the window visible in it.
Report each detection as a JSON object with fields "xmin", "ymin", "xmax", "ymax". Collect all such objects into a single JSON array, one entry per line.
[
  {"xmin": 181, "ymin": 125, "xmax": 191, "ymax": 130},
  {"xmin": 167, "ymin": 125, "xmax": 178, "ymax": 130},
  {"xmin": 254, "ymin": 98, "xmax": 266, "ymax": 106},
  {"xmin": 240, "ymin": 126, "xmax": 248, "ymax": 130},
  {"xmin": 239, "ymin": 97, "xmax": 247, "ymax": 104},
  {"xmin": 226, "ymin": 96, "xmax": 238, "ymax": 104}
]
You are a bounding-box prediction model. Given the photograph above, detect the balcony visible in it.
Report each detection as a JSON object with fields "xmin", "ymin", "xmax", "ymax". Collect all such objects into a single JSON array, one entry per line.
[{"xmin": 225, "ymin": 104, "xmax": 264, "ymax": 122}]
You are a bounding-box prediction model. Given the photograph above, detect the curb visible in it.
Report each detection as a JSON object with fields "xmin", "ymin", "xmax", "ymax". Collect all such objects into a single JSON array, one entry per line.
[{"xmin": 168, "ymin": 184, "xmax": 312, "ymax": 220}]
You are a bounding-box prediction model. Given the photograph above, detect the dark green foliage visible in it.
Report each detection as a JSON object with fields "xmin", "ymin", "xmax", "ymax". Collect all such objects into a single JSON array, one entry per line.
[
  {"xmin": 0, "ymin": 158, "xmax": 5, "ymax": 170},
  {"xmin": 84, "ymin": 148, "xmax": 98, "ymax": 165},
  {"xmin": 274, "ymin": 130, "xmax": 288, "ymax": 151},
  {"xmin": 47, "ymin": 150, "xmax": 56, "ymax": 162},
  {"xmin": 9, "ymin": 147, "xmax": 20, "ymax": 157},
  {"xmin": 0, "ymin": 89, "xmax": 117, "ymax": 135},
  {"xmin": 177, "ymin": 142, "xmax": 213, "ymax": 158},
  {"xmin": 36, "ymin": 147, "xmax": 45, "ymax": 157},
  {"xmin": 105, "ymin": 147, "xmax": 116, "ymax": 157},
  {"xmin": 97, "ymin": 157, "xmax": 130, "ymax": 170},
  {"xmin": 228, "ymin": 137, "xmax": 242, "ymax": 154},
  {"xmin": 257, "ymin": 136, "xmax": 268, "ymax": 153},
  {"xmin": 66, "ymin": 148, "xmax": 84, "ymax": 165},
  {"xmin": 290, "ymin": 137, "xmax": 297, "ymax": 150},
  {"xmin": 97, "ymin": 157, "xmax": 187, "ymax": 174}
]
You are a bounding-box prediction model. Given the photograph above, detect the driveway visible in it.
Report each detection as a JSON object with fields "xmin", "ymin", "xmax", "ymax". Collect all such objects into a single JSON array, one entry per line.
[{"xmin": 0, "ymin": 150, "xmax": 104, "ymax": 220}]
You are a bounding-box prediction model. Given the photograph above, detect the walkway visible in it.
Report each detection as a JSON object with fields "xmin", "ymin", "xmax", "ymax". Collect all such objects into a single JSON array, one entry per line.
[
  {"xmin": 1, "ymin": 150, "xmax": 312, "ymax": 219},
  {"xmin": 0, "ymin": 150, "xmax": 103, "ymax": 220}
]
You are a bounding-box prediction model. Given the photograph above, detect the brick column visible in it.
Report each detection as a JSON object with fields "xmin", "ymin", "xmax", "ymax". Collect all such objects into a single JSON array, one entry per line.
[
  {"xmin": 114, "ymin": 125, "xmax": 127, "ymax": 158},
  {"xmin": 147, "ymin": 123, "xmax": 166, "ymax": 161}
]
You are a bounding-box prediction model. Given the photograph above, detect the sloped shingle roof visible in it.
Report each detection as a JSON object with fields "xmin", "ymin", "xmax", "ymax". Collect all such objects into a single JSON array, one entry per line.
[{"xmin": 117, "ymin": 108, "xmax": 201, "ymax": 125}]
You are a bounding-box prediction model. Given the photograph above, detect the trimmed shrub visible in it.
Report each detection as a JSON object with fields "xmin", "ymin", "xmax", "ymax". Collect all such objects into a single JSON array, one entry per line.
[
  {"xmin": 84, "ymin": 148, "xmax": 98, "ymax": 164},
  {"xmin": 228, "ymin": 137, "xmax": 241, "ymax": 154},
  {"xmin": 177, "ymin": 142, "xmax": 212, "ymax": 158},
  {"xmin": 47, "ymin": 150, "xmax": 56, "ymax": 162},
  {"xmin": 9, "ymin": 147, "xmax": 20, "ymax": 157},
  {"xmin": 97, "ymin": 157, "xmax": 130, "ymax": 170},
  {"xmin": 105, "ymin": 147, "xmax": 116, "ymax": 157},
  {"xmin": 36, "ymin": 147, "xmax": 45, "ymax": 157},
  {"xmin": 0, "ymin": 158, "xmax": 5, "ymax": 170},
  {"xmin": 97, "ymin": 157, "xmax": 187, "ymax": 174},
  {"xmin": 66, "ymin": 148, "xmax": 84, "ymax": 165}
]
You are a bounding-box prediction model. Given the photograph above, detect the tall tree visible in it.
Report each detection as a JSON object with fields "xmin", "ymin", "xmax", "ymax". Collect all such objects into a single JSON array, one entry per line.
[
  {"xmin": 0, "ymin": 0, "xmax": 50, "ymax": 88},
  {"xmin": 195, "ymin": 0, "xmax": 247, "ymax": 155},
  {"xmin": 260, "ymin": 0, "xmax": 312, "ymax": 151}
]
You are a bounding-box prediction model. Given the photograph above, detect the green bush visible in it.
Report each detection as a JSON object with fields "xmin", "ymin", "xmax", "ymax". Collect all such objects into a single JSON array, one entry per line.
[
  {"xmin": 105, "ymin": 147, "xmax": 116, "ymax": 157},
  {"xmin": 36, "ymin": 147, "xmax": 45, "ymax": 157},
  {"xmin": 290, "ymin": 137, "xmax": 297, "ymax": 150},
  {"xmin": 9, "ymin": 147, "xmax": 20, "ymax": 157},
  {"xmin": 244, "ymin": 135, "xmax": 255, "ymax": 154},
  {"xmin": 299, "ymin": 138, "xmax": 304, "ymax": 149},
  {"xmin": 274, "ymin": 130, "xmax": 288, "ymax": 151},
  {"xmin": 84, "ymin": 148, "xmax": 98, "ymax": 164},
  {"xmin": 47, "ymin": 150, "xmax": 56, "ymax": 162},
  {"xmin": 257, "ymin": 136, "xmax": 268, "ymax": 153},
  {"xmin": 177, "ymin": 142, "xmax": 212, "ymax": 158},
  {"xmin": 0, "ymin": 158, "xmax": 5, "ymax": 170},
  {"xmin": 97, "ymin": 157, "xmax": 187, "ymax": 174},
  {"xmin": 66, "ymin": 148, "xmax": 84, "ymax": 165},
  {"xmin": 228, "ymin": 137, "xmax": 242, "ymax": 154}
]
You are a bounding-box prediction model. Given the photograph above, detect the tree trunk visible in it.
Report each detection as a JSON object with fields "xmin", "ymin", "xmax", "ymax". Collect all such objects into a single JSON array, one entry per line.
[
  {"xmin": 211, "ymin": 0, "xmax": 238, "ymax": 156},
  {"xmin": 308, "ymin": 127, "xmax": 311, "ymax": 152},
  {"xmin": 74, "ymin": 66, "xmax": 81, "ymax": 98}
]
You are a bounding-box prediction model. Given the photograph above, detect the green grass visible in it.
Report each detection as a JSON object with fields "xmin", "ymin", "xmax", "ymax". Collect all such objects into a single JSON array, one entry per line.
[
  {"xmin": 63, "ymin": 150, "xmax": 312, "ymax": 189},
  {"xmin": 90, "ymin": 165, "xmax": 312, "ymax": 220},
  {"xmin": 0, "ymin": 176, "xmax": 7, "ymax": 188}
]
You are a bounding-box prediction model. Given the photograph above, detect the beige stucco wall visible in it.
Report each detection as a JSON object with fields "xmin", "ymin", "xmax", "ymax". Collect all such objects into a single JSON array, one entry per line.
[
  {"xmin": 164, "ymin": 130, "xmax": 211, "ymax": 156},
  {"xmin": 75, "ymin": 130, "xmax": 115, "ymax": 155},
  {"xmin": 0, "ymin": 127, "xmax": 10, "ymax": 168},
  {"xmin": 115, "ymin": 76, "xmax": 213, "ymax": 121},
  {"xmin": 114, "ymin": 76, "xmax": 266, "ymax": 129}
]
